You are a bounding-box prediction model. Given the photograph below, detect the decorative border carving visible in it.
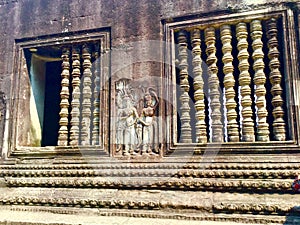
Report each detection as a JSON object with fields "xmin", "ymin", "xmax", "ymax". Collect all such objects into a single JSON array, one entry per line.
[
  {"xmin": 5, "ymin": 177, "xmax": 293, "ymax": 193},
  {"xmin": 0, "ymin": 205, "xmax": 293, "ymax": 225},
  {"xmin": 0, "ymin": 168, "xmax": 298, "ymax": 179},
  {"xmin": 0, "ymin": 196, "xmax": 297, "ymax": 217},
  {"xmin": 1, "ymin": 163, "xmax": 299, "ymax": 170}
]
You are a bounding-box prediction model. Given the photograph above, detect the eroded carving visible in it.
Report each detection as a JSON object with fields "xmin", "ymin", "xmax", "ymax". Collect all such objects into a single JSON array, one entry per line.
[{"xmin": 115, "ymin": 79, "xmax": 159, "ymax": 156}]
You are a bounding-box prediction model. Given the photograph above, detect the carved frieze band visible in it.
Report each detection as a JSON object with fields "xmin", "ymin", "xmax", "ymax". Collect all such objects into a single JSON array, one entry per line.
[
  {"xmin": 0, "ymin": 169, "xmax": 298, "ymax": 179},
  {"xmin": 1, "ymin": 163, "xmax": 299, "ymax": 170},
  {"xmin": 0, "ymin": 207, "xmax": 289, "ymax": 225},
  {"xmin": 0, "ymin": 196, "xmax": 295, "ymax": 217},
  {"xmin": 6, "ymin": 177, "xmax": 293, "ymax": 193}
]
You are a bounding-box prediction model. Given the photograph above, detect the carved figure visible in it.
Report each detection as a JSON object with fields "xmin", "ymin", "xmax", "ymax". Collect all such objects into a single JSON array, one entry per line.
[
  {"xmin": 116, "ymin": 80, "xmax": 140, "ymax": 156},
  {"xmin": 115, "ymin": 79, "xmax": 159, "ymax": 157},
  {"xmin": 139, "ymin": 89, "xmax": 159, "ymax": 155},
  {"xmin": 117, "ymin": 96, "xmax": 139, "ymax": 156}
]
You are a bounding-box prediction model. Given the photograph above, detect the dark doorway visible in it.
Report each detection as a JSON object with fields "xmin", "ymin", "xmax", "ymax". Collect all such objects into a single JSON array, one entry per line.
[{"xmin": 41, "ymin": 61, "xmax": 61, "ymax": 146}]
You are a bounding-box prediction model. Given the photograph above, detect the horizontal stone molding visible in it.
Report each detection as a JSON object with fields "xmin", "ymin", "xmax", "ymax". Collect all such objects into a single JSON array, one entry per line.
[
  {"xmin": 5, "ymin": 177, "xmax": 293, "ymax": 193},
  {"xmin": 0, "ymin": 205, "xmax": 292, "ymax": 225},
  {"xmin": 0, "ymin": 196, "xmax": 297, "ymax": 217},
  {"xmin": 1, "ymin": 162, "xmax": 300, "ymax": 171},
  {"xmin": 0, "ymin": 169, "xmax": 298, "ymax": 180}
]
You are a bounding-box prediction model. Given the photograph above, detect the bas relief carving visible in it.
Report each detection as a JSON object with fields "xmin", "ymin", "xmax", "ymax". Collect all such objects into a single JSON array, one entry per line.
[{"xmin": 115, "ymin": 79, "xmax": 159, "ymax": 157}]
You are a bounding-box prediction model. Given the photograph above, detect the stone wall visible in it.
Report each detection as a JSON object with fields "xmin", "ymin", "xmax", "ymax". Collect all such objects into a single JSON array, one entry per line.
[
  {"xmin": 0, "ymin": 0, "xmax": 298, "ymax": 96},
  {"xmin": 0, "ymin": 0, "xmax": 300, "ymax": 156}
]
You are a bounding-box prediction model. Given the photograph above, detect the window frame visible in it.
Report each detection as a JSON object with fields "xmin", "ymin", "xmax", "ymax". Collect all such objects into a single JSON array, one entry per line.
[
  {"xmin": 8, "ymin": 29, "xmax": 111, "ymax": 156},
  {"xmin": 163, "ymin": 5, "xmax": 300, "ymax": 153}
]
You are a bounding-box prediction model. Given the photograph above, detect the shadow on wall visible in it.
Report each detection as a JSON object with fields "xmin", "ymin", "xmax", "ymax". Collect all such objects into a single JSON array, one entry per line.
[{"xmin": 284, "ymin": 206, "xmax": 300, "ymax": 225}]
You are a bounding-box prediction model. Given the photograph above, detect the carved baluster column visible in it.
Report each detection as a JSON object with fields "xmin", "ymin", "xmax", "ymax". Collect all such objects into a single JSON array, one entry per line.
[
  {"xmin": 92, "ymin": 45, "xmax": 100, "ymax": 145},
  {"xmin": 236, "ymin": 23, "xmax": 255, "ymax": 142},
  {"xmin": 251, "ymin": 20, "xmax": 269, "ymax": 141},
  {"xmin": 204, "ymin": 27, "xmax": 223, "ymax": 142},
  {"xmin": 70, "ymin": 46, "xmax": 81, "ymax": 146},
  {"xmin": 58, "ymin": 48, "xmax": 70, "ymax": 146},
  {"xmin": 177, "ymin": 31, "xmax": 192, "ymax": 143},
  {"xmin": 191, "ymin": 29, "xmax": 207, "ymax": 143},
  {"xmin": 220, "ymin": 25, "xmax": 239, "ymax": 142},
  {"xmin": 81, "ymin": 44, "xmax": 93, "ymax": 145},
  {"xmin": 266, "ymin": 18, "xmax": 286, "ymax": 141}
]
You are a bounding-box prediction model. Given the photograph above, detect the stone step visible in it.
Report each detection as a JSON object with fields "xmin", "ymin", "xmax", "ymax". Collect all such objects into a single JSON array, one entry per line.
[{"xmin": 0, "ymin": 187, "xmax": 298, "ymax": 221}]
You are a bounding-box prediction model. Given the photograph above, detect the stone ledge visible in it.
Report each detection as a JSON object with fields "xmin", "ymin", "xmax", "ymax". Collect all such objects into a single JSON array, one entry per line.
[
  {"xmin": 0, "ymin": 188, "xmax": 298, "ymax": 216},
  {"xmin": 0, "ymin": 205, "xmax": 296, "ymax": 225},
  {"xmin": 3, "ymin": 177, "xmax": 294, "ymax": 193}
]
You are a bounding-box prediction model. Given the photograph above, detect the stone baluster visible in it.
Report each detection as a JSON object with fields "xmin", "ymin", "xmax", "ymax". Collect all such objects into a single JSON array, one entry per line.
[
  {"xmin": 191, "ymin": 29, "xmax": 207, "ymax": 143},
  {"xmin": 92, "ymin": 45, "xmax": 100, "ymax": 145},
  {"xmin": 177, "ymin": 31, "xmax": 192, "ymax": 143},
  {"xmin": 81, "ymin": 44, "xmax": 93, "ymax": 145},
  {"xmin": 266, "ymin": 18, "xmax": 286, "ymax": 141},
  {"xmin": 58, "ymin": 48, "xmax": 70, "ymax": 146},
  {"xmin": 220, "ymin": 25, "xmax": 239, "ymax": 142},
  {"xmin": 236, "ymin": 23, "xmax": 255, "ymax": 142},
  {"xmin": 251, "ymin": 20, "xmax": 270, "ymax": 141},
  {"xmin": 70, "ymin": 46, "xmax": 81, "ymax": 146},
  {"xmin": 204, "ymin": 27, "xmax": 223, "ymax": 142}
]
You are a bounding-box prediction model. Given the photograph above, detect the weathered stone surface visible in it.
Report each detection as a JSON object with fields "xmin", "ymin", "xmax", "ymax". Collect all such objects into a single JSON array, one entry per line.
[{"xmin": 1, "ymin": 0, "xmax": 300, "ymax": 224}]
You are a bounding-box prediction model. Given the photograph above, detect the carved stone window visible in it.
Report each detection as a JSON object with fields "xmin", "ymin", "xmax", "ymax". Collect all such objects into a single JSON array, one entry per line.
[
  {"xmin": 164, "ymin": 6, "xmax": 300, "ymax": 151},
  {"xmin": 10, "ymin": 30, "xmax": 110, "ymax": 153}
]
